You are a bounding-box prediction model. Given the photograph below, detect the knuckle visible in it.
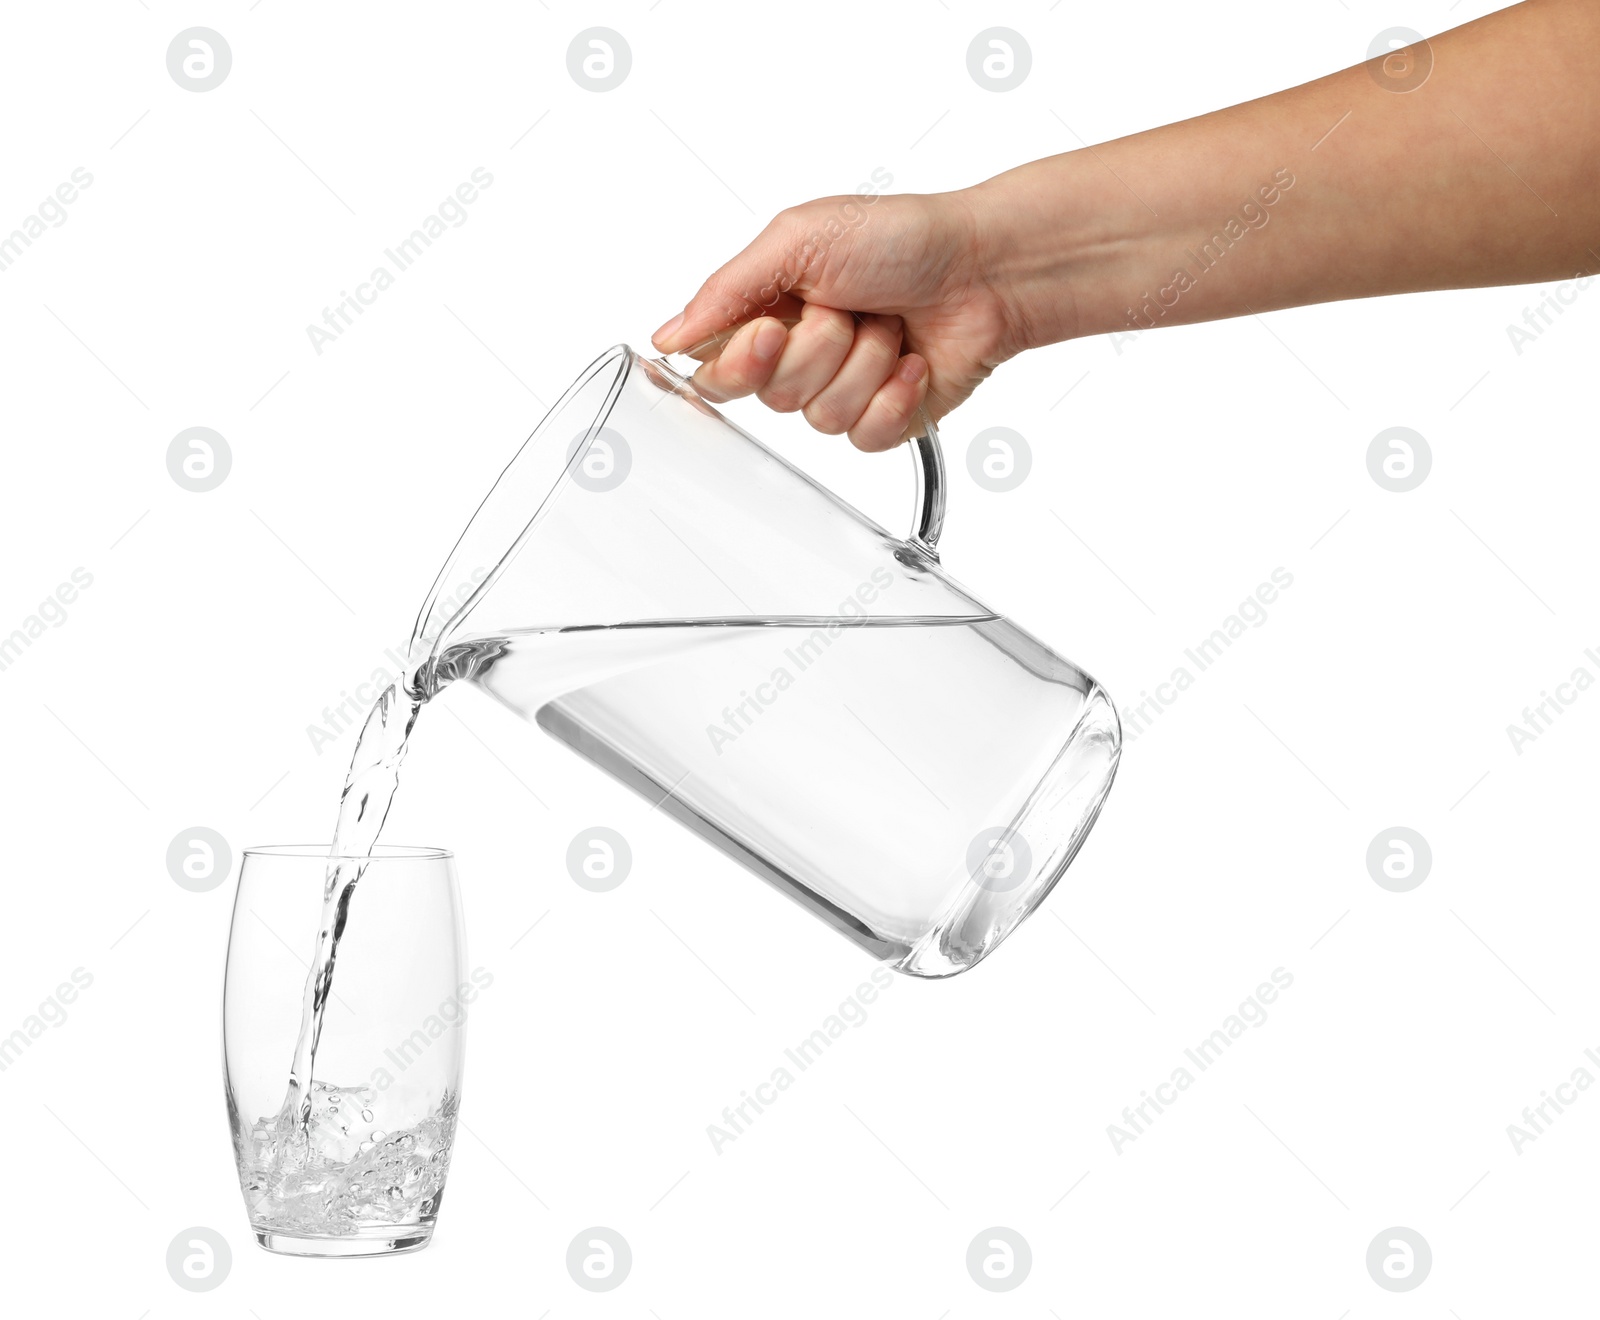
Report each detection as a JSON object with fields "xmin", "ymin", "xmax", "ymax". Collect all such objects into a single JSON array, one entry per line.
[
  {"xmin": 709, "ymin": 360, "xmax": 756, "ymax": 398},
  {"xmin": 803, "ymin": 397, "xmax": 850, "ymax": 434},
  {"xmin": 758, "ymin": 383, "xmax": 804, "ymax": 413},
  {"xmin": 693, "ymin": 375, "xmax": 731, "ymax": 403},
  {"xmin": 809, "ymin": 311, "xmax": 856, "ymax": 353},
  {"xmin": 728, "ymin": 363, "xmax": 765, "ymax": 394},
  {"xmin": 863, "ymin": 317, "xmax": 903, "ymax": 358},
  {"xmin": 849, "ymin": 389, "xmax": 912, "ymax": 451},
  {"xmin": 875, "ymin": 386, "xmax": 915, "ymax": 420},
  {"xmin": 775, "ymin": 199, "xmax": 828, "ymax": 229},
  {"xmin": 853, "ymin": 405, "xmax": 909, "ymax": 451}
]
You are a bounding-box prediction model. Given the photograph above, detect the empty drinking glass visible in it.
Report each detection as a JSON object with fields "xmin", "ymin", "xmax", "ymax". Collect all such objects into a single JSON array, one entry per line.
[{"xmin": 223, "ymin": 845, "xmax": 468, "ymax": 1256}]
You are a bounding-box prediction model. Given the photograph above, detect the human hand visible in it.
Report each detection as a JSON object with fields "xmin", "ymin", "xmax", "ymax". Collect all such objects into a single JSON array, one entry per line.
[
  {"xmin": 652, "ymin": 1, "xmax": 1600, "ymax": 455},
  {"xmin": 651, "ymin": 191, "xmax": 1021, "ymax": 451}
]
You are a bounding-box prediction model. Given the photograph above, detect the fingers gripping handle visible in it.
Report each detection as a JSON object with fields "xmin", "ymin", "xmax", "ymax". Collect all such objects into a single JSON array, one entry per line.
[{"xmin": 655, "ymin": 347, "xmax": 947, "ymax": 561}]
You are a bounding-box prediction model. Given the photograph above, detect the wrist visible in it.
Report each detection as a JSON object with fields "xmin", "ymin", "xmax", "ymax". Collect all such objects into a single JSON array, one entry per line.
[{"xmin": 963, "ymin": 151, "xmax": 1168, "ymax": 350}]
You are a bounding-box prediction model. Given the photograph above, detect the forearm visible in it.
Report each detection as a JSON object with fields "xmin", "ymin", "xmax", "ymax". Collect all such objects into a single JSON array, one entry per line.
[{"xmin": 970, "ymin": 0, "xmax": 1600, "ymax": 347}]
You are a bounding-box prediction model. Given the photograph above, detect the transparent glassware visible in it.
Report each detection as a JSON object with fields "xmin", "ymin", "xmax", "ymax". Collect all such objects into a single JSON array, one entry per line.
[
  {"xmin": 223, "ymin": 845, "xmax": 468, "ymax": 1257},
  {"xmin": 409, "ymin": 346, "xmax": 1121, "ymax": 977}
]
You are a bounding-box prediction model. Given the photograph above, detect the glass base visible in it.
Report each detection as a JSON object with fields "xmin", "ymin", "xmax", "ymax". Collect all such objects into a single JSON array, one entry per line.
[{"xmin": 254, "ymin": 1225, "xmax": 433, "ymax": 1257}]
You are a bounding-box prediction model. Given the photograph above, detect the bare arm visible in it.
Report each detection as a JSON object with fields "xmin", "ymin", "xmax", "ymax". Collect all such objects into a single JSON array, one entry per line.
[
  {"xmin": 982, "ymin": 0, "xmax": 1600, "ymax": 348},
  {"xmin": 654, "ymin": 0, "xmax": 1600, "ymax": 449}
]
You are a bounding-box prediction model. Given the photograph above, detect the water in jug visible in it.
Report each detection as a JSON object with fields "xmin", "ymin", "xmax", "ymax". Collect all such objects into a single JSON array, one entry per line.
[{"xmin": 407, "ymin": 345, "xmax": 1121, "ymax": 977}]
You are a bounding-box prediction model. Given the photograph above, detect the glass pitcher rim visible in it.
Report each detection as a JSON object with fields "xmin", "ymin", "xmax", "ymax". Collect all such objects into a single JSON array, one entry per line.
[
  {"xmin": 408, "ymin": 343, "xmax": 637, "ymax": 673},
  {"xmin": 405, "ymin": 341, "xmax": 951, "ymax": 679}
]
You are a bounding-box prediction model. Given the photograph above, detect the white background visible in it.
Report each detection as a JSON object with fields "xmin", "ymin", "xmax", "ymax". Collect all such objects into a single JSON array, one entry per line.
[{"xmin": 1, "ymin": 0, "xmax": 1595, "ymax": 1314}]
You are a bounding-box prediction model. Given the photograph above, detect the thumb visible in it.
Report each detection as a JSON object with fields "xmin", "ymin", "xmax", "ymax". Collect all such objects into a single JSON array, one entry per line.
[{"xmin": 652, "ymin": 211, "xmax": 819, "ymax": 355}]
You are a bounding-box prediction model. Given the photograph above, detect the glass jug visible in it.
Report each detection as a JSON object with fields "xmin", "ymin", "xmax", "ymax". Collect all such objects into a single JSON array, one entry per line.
[{"xmin": 408, "ymin": 346, "xmax": 1119, "ymax": 976}]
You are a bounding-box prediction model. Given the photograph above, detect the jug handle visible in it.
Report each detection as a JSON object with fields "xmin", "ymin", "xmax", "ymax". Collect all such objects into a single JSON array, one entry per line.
[
  {"xmin": 654, "ymin": 347, "xmax": 948, "ymax": 563},
  {"xmin": 906, "ymin": 407, "xmax": 946, "ymax": 562}
]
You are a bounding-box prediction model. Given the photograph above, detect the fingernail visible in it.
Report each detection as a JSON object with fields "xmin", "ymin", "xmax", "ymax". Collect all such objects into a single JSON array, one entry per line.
[
  {"xmin": 753, "ymin": 320, "xmax": 786, "ymax": 361},
  {"xmin": 896, "ymin": 355, "xmax": 927, "ymax": 385},
  {"xmin": 652, "ymin": 312, "xmax": 685, "ymax": 348}
]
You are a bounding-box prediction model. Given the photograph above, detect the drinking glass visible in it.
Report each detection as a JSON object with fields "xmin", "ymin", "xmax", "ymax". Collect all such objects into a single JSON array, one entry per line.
[{"xmin": 223, "ymin": 845, "xmax": 468, "ymax": 1257}]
